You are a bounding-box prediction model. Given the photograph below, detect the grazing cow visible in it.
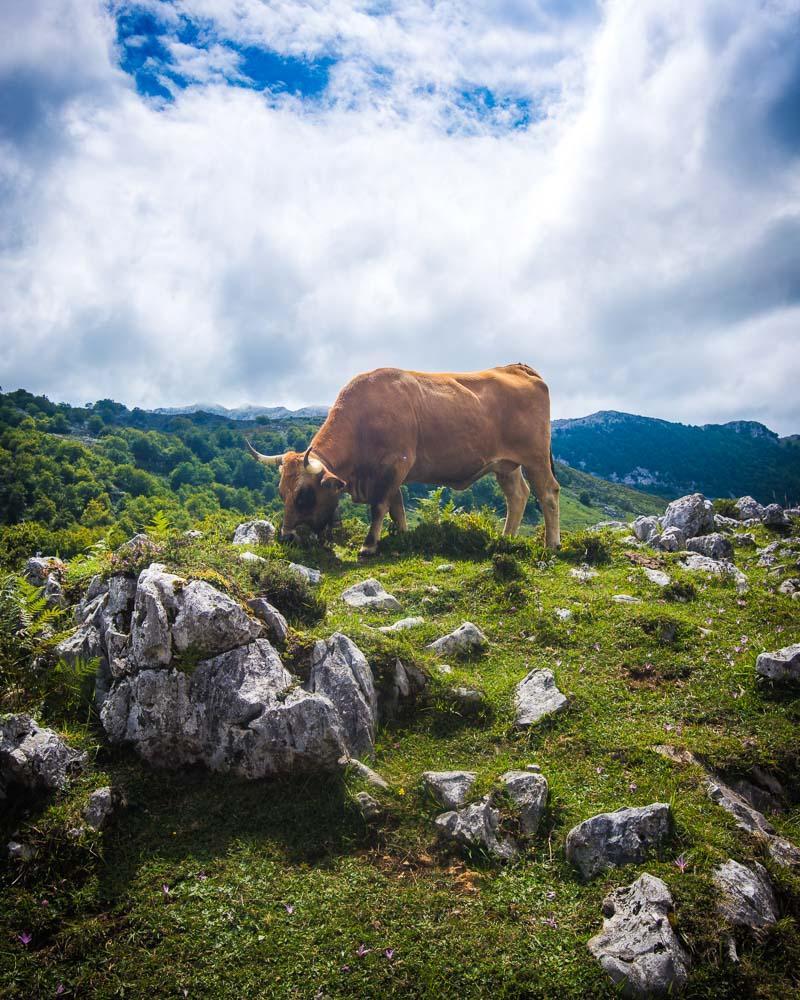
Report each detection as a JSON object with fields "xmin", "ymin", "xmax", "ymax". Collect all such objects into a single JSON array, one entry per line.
[{"xmin": 247, "ymin": 364, "xmax": 560, "ymax": 556}]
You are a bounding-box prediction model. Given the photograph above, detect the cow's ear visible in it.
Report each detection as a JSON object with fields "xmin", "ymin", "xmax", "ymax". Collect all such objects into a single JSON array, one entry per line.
[{"xmin": 321, "ymin": 471, "xmax": 346, "ymax": 492}]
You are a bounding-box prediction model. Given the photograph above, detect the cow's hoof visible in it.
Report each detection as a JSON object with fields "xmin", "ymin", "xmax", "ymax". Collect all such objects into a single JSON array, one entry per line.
[{"xmin": 358, "ymin": 545, "xmax": 377, "ymax": 559}]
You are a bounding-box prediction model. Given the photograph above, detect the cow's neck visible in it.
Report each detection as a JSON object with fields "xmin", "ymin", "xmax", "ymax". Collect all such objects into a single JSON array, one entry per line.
[{"xmin": 310, "ymin": 413, "xmax": 355, "ymax": 483}]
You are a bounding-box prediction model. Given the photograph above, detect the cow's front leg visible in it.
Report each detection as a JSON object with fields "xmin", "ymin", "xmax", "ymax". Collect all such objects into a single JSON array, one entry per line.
[
  {"xmin": 360, "ymin": 499, "xmax": 391, "ymax": 557},
  {"xmin": 388, "ymin": 489, "xmax": 407, "ymax": 532}
]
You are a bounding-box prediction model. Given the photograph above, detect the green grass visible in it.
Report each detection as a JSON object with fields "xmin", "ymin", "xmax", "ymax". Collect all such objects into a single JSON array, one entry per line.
[{"xmin": 2, "ymin": 511, "xmax": 799, "ymax": 999}]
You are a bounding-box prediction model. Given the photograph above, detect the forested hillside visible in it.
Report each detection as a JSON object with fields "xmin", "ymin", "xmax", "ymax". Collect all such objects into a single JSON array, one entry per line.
[
  {"xmin": 552, "ymin": 411, "xmax": 800, "ymax": 503},
  {"xmin": 0, "ymin": 389, "xmax": 664, "ymax": 566}
]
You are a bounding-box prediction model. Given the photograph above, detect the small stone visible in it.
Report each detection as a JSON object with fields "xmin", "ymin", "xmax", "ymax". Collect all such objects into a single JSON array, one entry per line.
[
  {"xmin": 756, "ymin": 643, "xmax": 800, "ymax": 682},
  {"xmin": 500, "ymin": 770, "xmax": 548, "ymax": 834},
  {"xmin": 436, "ymin": 664, "xmax": 453, "ymax": 675},
  {"xmin": 450, "ymin": 687, "xmax": 486, "ymax": 715},
  {"xmin": 0, "ymin": 715, "xmax": 86, "ymax": 793},
  {"xmin": 232, "ymin": 520, "xmax": 275, "ymax": 546},
  {"xmin": 422, "ymin": 770, "xmax": 477, "ymax": 809},
  {"xmin": 354, "ymin": 791, "xmax": 383, "ymax": 822},
  {"xmin": 434, "ymin": 795, "xmax": 517, "ymax": 860},
  {"xmin": 377, "ymin": 616, "xmax": 424, "ymax": 634},
  {"xmin": 762, "ymin": 504, "xmax": 789, "ymax": 528},
  {"xmin": 184, "ymin": 529, "xmax": 203, "ymax": 539},
  {"xmin": 7, "ymin": 840, "xmax": 35, "ymax": 861},
  {"xmin": 612, "ymin": 594, "xmax": 641, "ymax": 604},
  {"xmin": 340, "ymin": 756, "xmax": 390, "ymax": 789},
  {"xmin": 735, "ymin": 496, "xmax": 764, "ymax": 521},
  {"xmin": 514, "ymin": 668, "xmax": 567, "ymax": 727},
  {"xmin": 289, "ymin": 562, "xmax": 322, "ymax": 585},
  {"xmin": 588, "ymin": 873, "xmax": 690, "ymax": 997},
  {"xmin": 554, "ymin": 607, "xmax": 572, "ymax": 620},
  {"xmin": 565, "ymin": 803, "xmax": 672, "ymax": 879},
  {"xmin": 436, "ymin": 563, "xmax": 455, "ymax": 572},
  {"xmin": 239, "ymin": 550, "xmax": 266, "ymax": 564},
  {"xmin": 570, "ymin": 565, "xmax": 598, "ymax": 582},
  {"xmin": 83, "ymin": 786, "xmax": 114, "ymax": 831},
  {"xmin": 308, "ymin": 633, "xmax": 377, "ymax": 759},
  {"xmin": 713, "ymin": 859, "xmax": 778, "ymax": 931},
  {"xmin": 341, "ymin": 578, "xmax": 401, "ymax": 611},
  {"xmin": 426, "ymin": 622, "xmax": 487, "ymax": 656},
  {"xmin": 643, "ymin": 568, "xmax": 671, "ymax": 587},
  {"xmin": 525, "ymin": 763, "xmax": 541, "ymax": 773}
]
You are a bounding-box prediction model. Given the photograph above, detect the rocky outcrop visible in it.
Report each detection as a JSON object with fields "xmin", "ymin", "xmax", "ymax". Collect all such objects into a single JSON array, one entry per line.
[
  {"xmin": 422, "ymin": 770, "xmax": 477, "ymax": 810},
  {"xmin": 587, "ymin": 874, "xmax": 690, "ymax": 998},
  {"xmin": 435, "ymin": 795, "xmax": 517, "ymax": 860},
  {"xmin": 761, "ymin": 504, "xmax": 789, "ymax": 528},
  {"xmin": 565, "ymin": 803, "xmax": 672, "ymax": 879},
  {"xmin": 246, "ymin": 598, "xmax": 289, "ymax": 644},
  {"xmin": 756, "ymin": 643, "xmax": 800, "ymax": 682},
  {"xmin": 661, "ymin": 493, "xmax": 714, "ymax": 539},
  {"xmin": 23, "ymin": 556, "xmax": 67, "ymax": 607},
  {"xmin": 631, "ymin": 516, "xmax": 660, "ymax": 543},
  {"xmin": 0, "ymin": 715, "xmax": 85, "ymax": 795},
  {"xmin": 713, "ymin": 860, "xmax": 778, "ymax": 932},
  {"xmin": 341, "ymin": 578, "xmax": 401, "ymax": 611},
  {"xmin": 650, "ymin": 526, "xmax": 685, "ymax": 552},
  {"xmin": 232, "ymin": 520, "xmax": 275, "ymax": 546},
  {"xmin": 735, "ymin": 496, "xmax": 764, "ymax": 521},
  {"xmin": 514, "ymin": 668, "xmax": 567, "ymax": 727},
  {"xmin": 679, "ymin": 553, "xmax": 748, "ymax": 593},
  {"xmin": 686, "ymin": 533, "xmax": 733, "ymax": 561},
  {"xmin": 308, "ymin": 633, "xmax": 378, "ymax": 759},
  {"xmin": 426, "ymin": 622, "xmax": 487, "ymax": 656}
]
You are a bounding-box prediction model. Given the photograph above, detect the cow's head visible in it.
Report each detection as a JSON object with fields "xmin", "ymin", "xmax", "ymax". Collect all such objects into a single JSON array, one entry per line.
[{"xmin": 246, "ymin": 441, "xmax": 346, "ymax": 541}]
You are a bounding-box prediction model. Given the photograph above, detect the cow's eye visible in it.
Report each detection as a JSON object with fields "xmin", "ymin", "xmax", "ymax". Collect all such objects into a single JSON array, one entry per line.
[{"xmin": 295, "ymin": 485, "xmax": 316, "ymax": 513}]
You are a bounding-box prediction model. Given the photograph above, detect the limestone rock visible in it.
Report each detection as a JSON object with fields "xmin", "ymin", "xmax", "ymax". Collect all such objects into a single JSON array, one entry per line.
[
  {"xmin": 755, "ymin": 643, "xmax": 800, "ymax": 682},
  {"xmin": 83, "ymin": 786, "xmax": 115, "ymax": 831},
  {"xmin": 570, "ymin": 565, "xmax": 598, "ymax": 582},
  {"xmin": 500, "ymin": 770, "xmax": 548, "ymax": 834},
  {"xmin": 341, "ymin": 578, "xmax": 401, "ymax": 611},
  {"xmin": 377, "ymin": 616, "xmax": 424, "ymax": 634},
  {"xmin": 308, "ymin": 633, "xmax": 377, "ymax": 759},
  {"xmin": 662, "ymin": 493, "xmax": 714, "ymax": 539},
  {"xmin": 7, "ymin": 840, "xmax": 35, "ymax": 861},
  {"xmin": 232, "ymin": 520, "xmax": 275, "ymax": 546},
  {"xmin": 171, "ymin": 580, "xmax": 264, "ymax": 659},
  {"xmin": 0, "ymin": 715, "xmax": 85, "ymax": 793},
  {"xmin": 422, "ymin": 770, "xmax": 477, "ymax": 810},
  {"xmin": 435, "ymin": 795, "xmax": 517, "ymax": 860},
  {"xmin": 686, "ymin": 533, "xmax": 734, "ymax": 561},
  {"xmin": 705, "ymin": 776, "xmax": 775, "ymax": 837},
  {"xmin": 426, "ymin": 622, "xmax": 487, "ymax": 656},
  {"xmin": 289, "ymin": 562, "xmax": 322, "ymax": 585},
  {"xmin": 355, "ymin": 790, "xmax": 383, "ymax": 822},
  {"xmin": 644, "ymin": 568, "xmax": 671, "ymax": 587},
  {"xmin": 565, "ymin": 803, "xmax": 672, "ymax": 879},
  {"xmin": 380, "ymin": 658, "xmax": 428, "ymax": 721},
  {"xmin": 735, "ymin": 496, "xmax": 764, "ymax": 521},
  {"xmin": 587, "ymin": 873, "xmax": 690, "ymax": 998},
  {"xmin": 650, "ymin": 526, "xmax": 685, "ymax": 552},
  {"xmin": 612, "ymin": 594, "xmax": 641, "ymax": 604},
  {"xmin": 340, "ymin": 756, "xmax": 390, "ymax": 789},
  {"xmin": 680, "ymin": 553, "xmax": 749, "ymax": 593},
  {"xmin": 514, "ymin": 668, "xmax": 567, "ymax": 727},
  {"xmin": 246, "ymin": 598, "xmax": 289, "ymax": 644},
  {"xmin": 632, "ymin": 516, "xmax": 660, "ymax": 543},
  {"xmin": 762, "ymin": 504, "xmax": 789, "ymax": 528},
  {"xmin": 713, "ymin": 860, "xmax": 778, "ymax": 931},
  {"xmin": 239, "ymin": 550, "xmax": 266, "ymax": 564}
]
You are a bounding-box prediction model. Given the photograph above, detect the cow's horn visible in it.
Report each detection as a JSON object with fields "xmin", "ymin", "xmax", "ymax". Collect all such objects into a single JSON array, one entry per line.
[
  {"xmin": 246, "ymin": 440, "xmax": 284, "ymax": 466},
  {"xmin": 303, "ymin": 449, "xmax": 325, "ymax": 474}
]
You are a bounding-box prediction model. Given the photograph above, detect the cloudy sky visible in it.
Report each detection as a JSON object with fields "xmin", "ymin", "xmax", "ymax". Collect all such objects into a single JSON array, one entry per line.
[{"xmin": 1, "ymin": 1, "xmax": 799, "ymax": 432}]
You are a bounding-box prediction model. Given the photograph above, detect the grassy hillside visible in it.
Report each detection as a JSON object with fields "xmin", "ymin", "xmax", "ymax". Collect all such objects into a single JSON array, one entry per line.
[
  {"xmin": 0, "ymin": 389, "xmax": 664, "ymax": 570},
  {"xmin": 553, "ymin": 411, "xmax": 800, "ymax": 504},
  {"xmin": 1, "ymin": 508, "xmax": 799, "ymax": 999}
]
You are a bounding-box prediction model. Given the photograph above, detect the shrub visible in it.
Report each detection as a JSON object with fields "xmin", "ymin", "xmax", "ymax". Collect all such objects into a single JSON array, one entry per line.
[
  {"xmin": 713, "ymin": 498, "xmax": 739, "ymax": 518},
  {"xmin": 248, "ymin": 560, "xmax": 326, "ymax": 625},
  {"xmin": 491, "ymin": 552, "xmax": 523, "ymax": 582},
  {"xmin": 663, "ymin": 579, "xmax": 697, "ymax": 602},
  {"xmin": 559, "ymin": 530, "xmax": 612, "ymax": 565}
]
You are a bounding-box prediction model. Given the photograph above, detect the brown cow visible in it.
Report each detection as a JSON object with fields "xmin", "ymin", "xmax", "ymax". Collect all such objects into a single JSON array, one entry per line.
[{"xmin": 247, "ymin": 363, "xmax": 560, "ymax": 555}]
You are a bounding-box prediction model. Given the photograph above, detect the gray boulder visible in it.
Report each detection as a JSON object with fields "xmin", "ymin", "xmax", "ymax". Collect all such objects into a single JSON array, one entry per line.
[
  {"xmin": 713, "ymin": 860, "xmax": 778, "ymax": 931},
  {"xmin": 171, "ymin": 580, "xmax": 264, "ymax": 659},
  {"xmin": 380, "ymin": 658, "xmax": 428, "ymax": 721},
  {"xmin": 500, "ymin": 770, "xmax": 548, "ymax": 834},
  {"xmin": 514, "ymin": 668, "xmax": 567, "ymax": 727},
  {"xmin": 308, "ymin": 633, "xmax": 377, "ymax": 759},
  {"xmin": 422, "ymin": 770, "xmax": 477, "ymax": 809},
  {"xmin": 755, "ymin": 643, "xmax": 800, "ymax": 682},
  {"xmin": 0, "ymin": 715, "xmax": 85, "ymax": 793},
  {"xmin": 102, "ymin": 639, "xmax": 349, "ymax": 775},
  {"xmin": 662, "ymin": 493, "xmax": 714, "ymax": 539},
  {"xmin": 643, "ymin": 568, "xmax": 671, "ymax": 587},
  {"xmin": 565, "ymin": 803, "xmax": 672, "ymax": 879},
  {"xmin": 341, "ymin": 578, "xmax": 401, "ymax": 611},
  {"xmin": 83, "ymin": 786, "xmax": 114, "ymax": 831},
  {"xmin": 714, "ymin": 514, "xmax": 741, "ymax": 532},
  {"xmin": 587, "ymin": 873, "xmax": 690, "ymax": 998},
  {"xmin": 650, "ymin": 526, "xmax": 685, "ymax": 552},
  {"xmin": 435, "ymin": 794, "xmax": 517, "ymax": 860},
  {"xmin": 232, "ymin": 520, "xmax": 275, "ymax": 546},
  {"xmin": 762, "ymin": 504, "xmax": 789, "ymax": 528},
  {"xmin": 426, "ymin": 622, "xmax": 487, "ymax": 656},
  {"xmin": 735, "ymin": 496, "xmax": 764, "ymax": 521},
  {"xmin": 680, "ymin": 553, "xmax": 749, "ymax": 593},
  {"xmin": 686, "ymin": 533, "xmax": 734, "ymax": 561},
  {"xmin": 632, "ymin": 516, "xmax": 660, "ymax": 543},
  {"xmin": 23, "ymin": 555, "xmax": 65, "ymax": 586},
  {"xmin": 128, "ymin": 564, "xmax": 182, "ymax": 668},
  {"xmin": 246, "ymin": 598, "xmax": 289, "ymax": 644}
]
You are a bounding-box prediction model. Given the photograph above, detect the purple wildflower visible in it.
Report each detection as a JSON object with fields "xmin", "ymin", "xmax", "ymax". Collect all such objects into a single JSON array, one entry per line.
[
  {"xmin": 18, "ymin": 932, "xmax": 32, "ymax": 946},
  {"xmin": 284, "ymin": 904, "xmax": 294, "ymax": 914},
  {"xmin": 543, "ymin": 915, "xmax": 558, "ymax": 929},
  {"xmin": 55, "ymin": 987, "xmax": 65, "ymax": 997},
  {"xmin": 674, "ymin": 854, "xmax": 689, "ymax": 873},
  {"xmin": 384, "ymin": 948, "xmax": 395, "ymax": 960},
  {"xmin": 356, "ymin": 943, "xmax": 371, "ymax": 957}
]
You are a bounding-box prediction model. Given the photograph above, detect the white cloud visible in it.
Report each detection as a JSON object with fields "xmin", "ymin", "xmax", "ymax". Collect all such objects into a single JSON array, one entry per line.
[{"xmin": 1, "ymin": 0, "xmax": 799, "ymax": 432}]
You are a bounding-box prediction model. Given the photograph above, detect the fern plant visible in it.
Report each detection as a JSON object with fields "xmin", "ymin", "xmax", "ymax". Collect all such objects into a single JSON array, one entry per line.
[
  {"xmin": 0, "ymin": 573, "xmax": 71, "ymax": 710},
  {"xmin": 145, "ymin": 509, "xmax": 173, "ymax": 541}
]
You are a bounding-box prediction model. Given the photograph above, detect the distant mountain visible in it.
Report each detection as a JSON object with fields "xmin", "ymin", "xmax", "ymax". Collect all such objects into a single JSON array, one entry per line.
[
  {"xmin": 151, "ymin": 403, "xmax": 329, "ymax": 421},
  {"xmin": 552, "ymin": 410, "xmax": 800, "ymax": 504}
]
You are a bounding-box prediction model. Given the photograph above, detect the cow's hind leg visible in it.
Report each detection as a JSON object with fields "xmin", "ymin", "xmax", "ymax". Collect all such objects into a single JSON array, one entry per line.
[
  {"xmin": 389, "ymin": 489, "xmax": 407, "ymax": 532},
  {"xmin": 524, "ymin": 459, "xmax": 561, "ymax": 549},
  {"xmin": 495, "ymin": 466, "xmax": 530, "ymax": 536}
]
